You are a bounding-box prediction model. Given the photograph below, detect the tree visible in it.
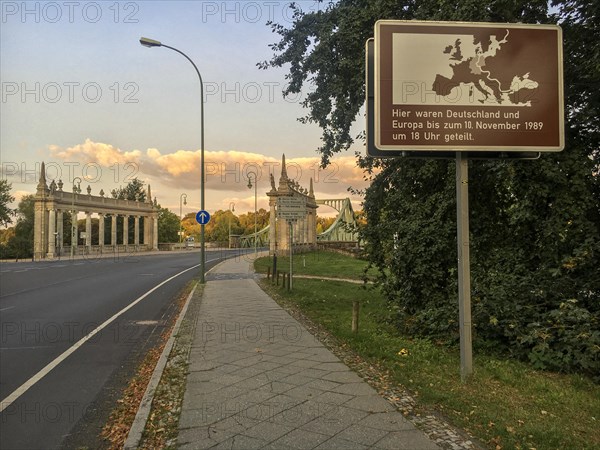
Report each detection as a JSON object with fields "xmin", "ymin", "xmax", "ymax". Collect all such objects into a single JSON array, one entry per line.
[
  {"xmin": 4, "ymin": 195, "xmax": 35, "ymax": 259},
  {"xmin": 111, "ymin": 177, "xmax": 147, "ymax": 202},
  {"xmin": 181, "ymin": 212, "xmax": 200, "ymax": 241},
  {"xmin": 237, "ymin": 208, "xmax": 269, "ymax": 235},
  {"xmin": 0, "ymin": 180, "xmax": 15, "ymax": 227},
  {"xmin": 157, "ymin": 206, "xmax": 180, "ymax": 243},
  {"xmin": 263, "ymin": 1, "xmax": 600, "ymax": 376},
  {"xmin": 205, "ymin": 210, "xmax": 242, "ymax": 243}
]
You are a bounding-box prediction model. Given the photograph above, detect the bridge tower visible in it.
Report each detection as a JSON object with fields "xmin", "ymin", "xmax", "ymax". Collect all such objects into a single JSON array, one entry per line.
[{"xmin": 267, "ymin": 154, "xmax": 318, "ymax": 255}]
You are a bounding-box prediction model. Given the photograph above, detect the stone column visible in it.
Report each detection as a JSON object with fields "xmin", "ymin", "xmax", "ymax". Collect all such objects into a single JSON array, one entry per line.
[
  {"xmin": 134, "ymin": 216, "xmax": 140, "ymax": 246},
  {"xmin": 57, "ymin": 210, "xmax": 64, "ymax": 254},
  {"xmin": 152, "ymin": 214, "xmax": 159, "ymax": 250},
  {"xmin": 98, "ymin": 213, "xmax": 105, "ymax": 248},
  {"xmin": 111, "ymin": 214, "xmax": 117, "ymax": 247},
  {"xmin": 34, "ymin": 200, "xmax": 48, "ymax": 259},
  {"xmin": 269, "ymin": 198, "xmax": 277, "ymax": 254},
  {"xmin": 85, "ymin": 212, "xmax": 92, "ymax": 252},
  {"xmin": 71, "ymin": 210, "xmax": 78, "ymax": 255},
  {"xmin": 47, "ymin": 208, "xmax": 56, "ymax": 258},
  {"xmin": 308, "ymin": 211, "xmax": 316, "ymax": 244},
  {"xmin": 123, "ymin": 214, "xmax": 129, "ymax": 246},
  {"xmin": 143, "ymin": 215, "xmax": 149, "ymax": 246}
]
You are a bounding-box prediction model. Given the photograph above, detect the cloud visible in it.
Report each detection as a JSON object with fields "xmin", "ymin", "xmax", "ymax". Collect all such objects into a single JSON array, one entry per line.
[
  {"xmin": 44, "ymin": 139, "xmax": 374, "ymax": 218},
  {"xmin": 49, "ymin": 139, "xmax": 142, "ymax": 166},
  {"xmin": 47, "ymin": 139, "xmax": 373, "ymax": 196}
]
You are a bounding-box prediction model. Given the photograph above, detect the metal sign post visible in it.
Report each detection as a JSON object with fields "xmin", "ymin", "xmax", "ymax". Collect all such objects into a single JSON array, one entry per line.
[
  {"xmin": 456, "ymin": 152, "xmax": 473, "ymax": 381},
  {"xmin": 289, "ymin": 220, "xmax": 294, "ymax": 290}
]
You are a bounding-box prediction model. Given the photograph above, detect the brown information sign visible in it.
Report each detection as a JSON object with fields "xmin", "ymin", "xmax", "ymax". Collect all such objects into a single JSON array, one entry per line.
[{"xmin": 374, "ymin": 21, "xmax": 564, "ymax": 152}]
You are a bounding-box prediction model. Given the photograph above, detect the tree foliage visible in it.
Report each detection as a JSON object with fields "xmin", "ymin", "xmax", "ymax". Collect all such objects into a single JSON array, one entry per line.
[
  {"xmin": 0, "ymin": 180, "xmax": 15, "ymax": 227},
  {"xmin": 0, "ymin": 194, "xmax": 35, "ymax": 259},
  {"xmin": 157, "ymin": 206, "xmax": 180, "ymax": 243},
  {"xmin": 111, "ymin": 177, "xmax": 147, "ymax": 202},
  {"xmin": 263, "ymin": 1, "xmax": 599, "ymax": 376}
]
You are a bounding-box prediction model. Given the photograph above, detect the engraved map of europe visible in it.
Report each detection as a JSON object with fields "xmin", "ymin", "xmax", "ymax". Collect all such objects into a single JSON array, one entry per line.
[{"xmin": 392, "ymin": 31, "xmax": 538, "ymax": 106}]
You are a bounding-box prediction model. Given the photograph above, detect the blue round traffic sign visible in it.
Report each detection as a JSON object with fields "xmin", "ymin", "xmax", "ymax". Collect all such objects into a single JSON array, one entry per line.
[{"xmin": 196, "ymin": 210, "xmax": 211, "ymax": 225}]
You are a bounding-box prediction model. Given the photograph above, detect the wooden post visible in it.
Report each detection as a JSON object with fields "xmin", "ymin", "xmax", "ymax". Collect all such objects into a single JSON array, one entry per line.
[
  {"xmin": 287, "ymin": 273, "xmax": 291, "ymax": 291},
  {"xmin": 282, "ymin": 272, "xmax": 286, "ymax": 288},
  {"xmin": 276, "ymin": 270, "xmax": 280, "ymax": 286},
  {"xmin": 352, "ymin": 301, "xmax": 360, "ymax": 333}
]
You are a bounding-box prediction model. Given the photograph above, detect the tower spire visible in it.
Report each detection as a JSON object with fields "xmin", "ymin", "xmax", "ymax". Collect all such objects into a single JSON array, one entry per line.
[
  {"xmin": 278, "ymin": 153, "xmax": 289, "ymax": 190},
  {"xmin": 309, "ymin": 177, "xmax": 314, "ymax": 197},
  {"xmin": 147, "ymin": 184, "xmax": 152, "ymax": 203},
  {"xmin": 36, "ymin": 162, "xmax": 49, "ymax": 195},
  {"xmin": 281, "ymin": 154, "xmax": 288, "ymax": 180}
]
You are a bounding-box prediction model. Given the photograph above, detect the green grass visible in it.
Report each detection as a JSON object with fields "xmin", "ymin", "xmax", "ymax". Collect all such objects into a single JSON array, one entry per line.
[
  {"xmin": 254, "ymin": 249, "xmax": 377, "ymax": 280},
  {"xmin": 256, "ymin": 251, "xmax": 600, "ymax": 450}
]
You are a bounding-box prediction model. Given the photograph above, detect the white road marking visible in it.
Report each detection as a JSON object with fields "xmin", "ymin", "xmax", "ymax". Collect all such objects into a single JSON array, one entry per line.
[
  {"xmin": 0, "ymin": 306, "xmax": 16, "ymax": 312},
  {"xmin": 0, "ymin": 262, "xmax": 202, "ymax": 412}
]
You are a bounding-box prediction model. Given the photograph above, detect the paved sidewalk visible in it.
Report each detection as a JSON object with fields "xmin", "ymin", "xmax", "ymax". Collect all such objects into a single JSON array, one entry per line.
[{"xmin": 178, "ymin": 255, "xmax": 440, "ymax": 450}]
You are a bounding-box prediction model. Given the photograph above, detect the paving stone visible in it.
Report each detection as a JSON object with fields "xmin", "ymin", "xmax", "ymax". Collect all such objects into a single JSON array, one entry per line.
[
  {"xmin": 256, "ymin": 380, "xmax": 298, "ymax": 394},
  {"xmin": 211, "ymin": 434, "xmax": 269, "ymax": 449},
  {"xmin": 279, "ymin": 373, "xmax": 317, "ymax": 386},
  {"xmin": 315, "ymin": 436, "xmax": 369, "ymax": 449},
  {"xmin": 314, "ymin": 362, "xmax": 351, "ymax": 372},
  {"xmin": 178, "ymin": 425, "xmax": 236, "ymax": 449},
  {"xmin": 266, "ymin": 428, "xmax": 330, "ymax": 450},
  {"xmin": 295, "ymin": 367, "xmax": 332, "ymax": 379},
  {"xmin": 344, "ymin": 395, "xmax": 397, "ymax": 413},
  {"xmin": 332, "ymin": 382, "xmax": 378, "ymax": 396},
  {"xmin": 336, "ymin": 424, "xmax": 390, "ymax": 446},
  {"xmin": 179, "ymin": 404, "xmax": 236, "ymax": 429},
  {"xmin": 303, "ymin": 378, "xmax": 342, "ymax": 392},
  {"xmin": 242, "ymin": 420, "xmax": 295, "ymax": 442},
  {"xmin": 375, "ymin": 429, "xmax": 441, "ymax": 449},
  {"xmin": 311, "ymin": 391, "xmax": 354, "ymax": 405},
  {"xmin": 289, "ymin": 358, "xmax": 322, "ymax": 368},
  {"xmin": 322, "ymin": 371, "xmax": 364, "ymax": 383},
  {"xmin": 300, "ymin": 405, "xmax": 368, "ymax": 435},
  {"xmin": 358, "ymin": 412, "xmax": 415, "ymax": 431},
  {"xmin": 283, "ymin": 385, "xmax": 324, "ymax": 400},
  {"xmin": 183, "ymin": 380, "xmax": 224, "ymax": 395}
]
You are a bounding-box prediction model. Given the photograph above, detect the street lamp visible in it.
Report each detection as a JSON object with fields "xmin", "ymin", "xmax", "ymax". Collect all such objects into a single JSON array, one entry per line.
[
  {"xmin": 228, "ymin": 202, "xmax": 235, "ymax": 248},
  {"xmin": 140, "ymin": 37, "xmax": 207, "ymax": 283},
  {"xmin": 71, "ymin": 177, "xmax": 81, "ymax": 258},
  {"xmin": 180, "ymin": 193, "xmax": 187, "ymax": 246},
  {"xmin": 247, "ymin": 172, "xmax": 258, "ymax": 258}
]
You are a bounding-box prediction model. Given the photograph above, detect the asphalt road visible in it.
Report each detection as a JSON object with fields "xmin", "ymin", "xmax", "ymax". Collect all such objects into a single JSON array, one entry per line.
[{"xmin": 0, "ymin": 248, "xmax": 252, "ymax": 449}]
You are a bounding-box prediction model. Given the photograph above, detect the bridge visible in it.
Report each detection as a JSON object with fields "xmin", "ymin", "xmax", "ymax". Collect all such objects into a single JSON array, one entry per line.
[{"xmin": 238, "ymin": 155, "xmax": 358, "ymax": 250}]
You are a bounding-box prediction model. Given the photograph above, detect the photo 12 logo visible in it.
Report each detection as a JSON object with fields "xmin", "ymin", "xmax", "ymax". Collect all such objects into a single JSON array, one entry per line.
[
  {"xmin": 1, "ymin": 81, "xmax": 139, "ymax": 104},
  {"xmin": 200, "ymin": 1, "xmax": 323, "ymax": 24},
  {"xmin": 1, "ymin": 2, "xmax": 140, "ymax": 24}
]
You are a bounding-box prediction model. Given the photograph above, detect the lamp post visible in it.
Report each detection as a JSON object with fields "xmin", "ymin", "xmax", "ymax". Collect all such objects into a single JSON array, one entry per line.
[
  {"xmin": 180, "ymin": 193, "xmax": 187, "ymax": 247},
  {"xmin": 247, "ymin": 172, "xmax": 258, "ymax": 258},
  {"xmin": 228, "ymin": 202, "xmax": 235, "ymax": 248},
  {"xmin": 71, "ymin": 177, "xmax": 81, "ymax": 258},
  {"xmin": 140, "ymin": 37, "xmax": 206, "ymax": 283}
]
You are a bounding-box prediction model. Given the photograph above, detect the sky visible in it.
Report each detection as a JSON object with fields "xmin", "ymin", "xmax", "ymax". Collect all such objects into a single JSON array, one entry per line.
[{"xmin": 0, "ymin": 0, "xmax": 368, "ymax": 221}]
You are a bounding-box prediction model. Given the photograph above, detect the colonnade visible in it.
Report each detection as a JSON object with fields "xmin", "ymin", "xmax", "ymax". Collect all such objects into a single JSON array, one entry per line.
[{"xmin": 33, "ymin": 162, "xmax": 159, "ymax": 259}]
